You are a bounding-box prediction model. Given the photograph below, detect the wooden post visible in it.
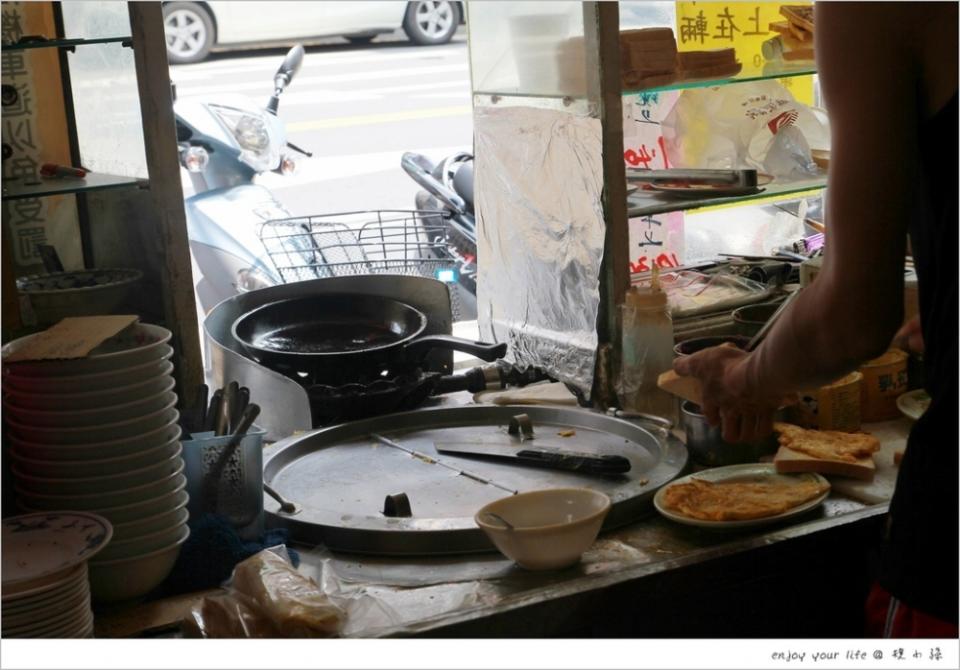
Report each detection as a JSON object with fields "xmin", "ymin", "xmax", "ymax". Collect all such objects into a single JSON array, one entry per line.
[
  {"xmin": 127, "ymin": 2, "xmax": 203, "ymax": 397},
  {"xmin": 583, "ymin": 2, "xmax": 629, "ymax": 405}
]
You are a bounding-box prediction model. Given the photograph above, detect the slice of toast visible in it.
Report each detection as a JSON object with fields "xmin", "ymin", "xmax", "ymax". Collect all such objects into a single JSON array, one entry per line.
[
  {"xmin": 780, "ymin": 5, "xmax": 815, "ymax": 33},
  {"xmin": 774, "ymin": 445, "xmax": 876, "ymax": 481}
]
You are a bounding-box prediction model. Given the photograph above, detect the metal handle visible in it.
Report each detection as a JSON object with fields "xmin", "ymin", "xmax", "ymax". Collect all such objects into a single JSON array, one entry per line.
[
  {"xmin": 402, "ymin": 335, "xmax": 507, "ymax": 364},
  {"xmin": 606, "ymin": 408, "xmax": 674, "ymax": 430}
]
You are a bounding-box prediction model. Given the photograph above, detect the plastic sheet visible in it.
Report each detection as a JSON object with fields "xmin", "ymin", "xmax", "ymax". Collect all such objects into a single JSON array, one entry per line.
[
  {"xmin": 185, "ymin": 546, "xmax": 345, "ymax": 638},
  {"xmin": 474, "ymin": 105, "xmax": 605, "ymax": 400},
  {"xmin": 661, "ymin": 80, "xmax": 829, "ymax": 178}
]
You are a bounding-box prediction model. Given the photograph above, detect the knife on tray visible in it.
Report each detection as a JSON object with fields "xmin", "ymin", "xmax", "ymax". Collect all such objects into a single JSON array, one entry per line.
[{"xmin": 434, "ymin": 442, "xmax": 631, "ymax": 477}]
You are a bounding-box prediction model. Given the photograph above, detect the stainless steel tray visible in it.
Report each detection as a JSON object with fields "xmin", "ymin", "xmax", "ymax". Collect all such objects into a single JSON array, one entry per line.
[{"xmin": 264, "ymin": 405, "xmax": 688, "ymax": 555}]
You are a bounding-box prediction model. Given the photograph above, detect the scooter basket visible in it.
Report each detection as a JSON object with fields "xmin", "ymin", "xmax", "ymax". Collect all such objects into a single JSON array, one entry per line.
[{"xmin": 258, "ymin": 210, "xmax": 466, "ymax": 319}]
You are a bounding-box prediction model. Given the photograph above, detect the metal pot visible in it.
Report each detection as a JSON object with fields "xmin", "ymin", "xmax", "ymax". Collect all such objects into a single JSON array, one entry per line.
[
  {"xmin": 673, "ymin": 335, "xmax": 751, "ymax": 358},
  {"xmin": 732, "ymin": 302, "xmax": 781, "ymax": 339},
  {"xmin": 679, "ymin": 400, "xmax": 779, "ymax": 467},
  {"xmin": 231, "ymin": 294, "xmax": 506, "ymax": 379}
]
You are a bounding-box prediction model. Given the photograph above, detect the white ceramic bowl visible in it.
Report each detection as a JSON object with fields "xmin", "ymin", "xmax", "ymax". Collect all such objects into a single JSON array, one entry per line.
[
  {"xmin": 20, "ymin": 486, "xmax": 189, "ymax": 526},
  {"xmin": 9, "ymin": 422, "xmax": 181, "ymax": 462},
  {"xmin": 3, "ymin": 389, "xmax": 178, "ymax": 428},
  {"xmin": 2, "ymin": 323, "xmax": 172, "ymax": 377},
  {"xmin": 9, "ymin": 436, "xmax": 182, "ymax": 478},
  {"xmin": 5, "ymin": 406, "xmax": 178, "ymax": 445},
  {"xmin": 16, "ymin": 469, "xmax": 186, "ymax": 511},
  {"xmin": 96, "ymin": 510, "xmax": 189, "ymax": 562},
  {"xmin": 475, "ymin": 488, "xmax": 611, "ymax": 570},
  {"xmin": 2, "ymin": 357, "xmax": 173, "ymax": 394},
  {"xmin": 111, "ymin": 495, "xmax": 190, "ymax": 542},
  {"xmin": 4, "ymin": 374, "xmax": 175, "ymax": 412},
  {"xmin": 12, "ymin": 450, "xmax": 184, "ymax": 495},
  {"xmin": 88, "ymin": 525, "xmax": 189, "ymax": 602}
]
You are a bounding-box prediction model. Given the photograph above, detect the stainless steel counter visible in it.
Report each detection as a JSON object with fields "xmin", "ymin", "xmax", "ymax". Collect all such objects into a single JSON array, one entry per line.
[{"xmin": 281, "ymin": 403, "xmax": 906, "ymax": 638}]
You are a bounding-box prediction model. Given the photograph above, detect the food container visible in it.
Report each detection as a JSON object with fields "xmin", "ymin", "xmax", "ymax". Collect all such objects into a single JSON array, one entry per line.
[
  {"xmin": 786, "ymin": 372, "xmax": 862, "ymax": 431},
  {"xmin": 680, "ymin": 401, "xmax": 779, "ymax": 467},
  {"xmin": 858, "ymin": 349, "xmax": 909, "ymax": 422},
  {"xmin": 673, "ymin": 335, "xmax": 751, "ymax": 358},
  {"xmin": 732, "ymin": 302, "xmax": 781, "ymax": 339},
  {"xmin": 182, "ymin": 427, "xmax": 265, "ymax": 541}
]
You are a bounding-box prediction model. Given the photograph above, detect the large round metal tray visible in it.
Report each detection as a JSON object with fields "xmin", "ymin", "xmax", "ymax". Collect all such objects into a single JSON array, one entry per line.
[{"xmin": 264, "ymin": 404, "xmax": 688, "ymax": 555}]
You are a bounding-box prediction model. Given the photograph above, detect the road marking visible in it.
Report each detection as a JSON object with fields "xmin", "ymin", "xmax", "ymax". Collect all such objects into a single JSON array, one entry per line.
[
  {"xmin": 287, "ymin": 105, "xmax": 471, "ymax": 131},
  {"xmin": 173, "ymin": 63, "xmax": 468, "ymax": 96},
  {"xmin": 279, "ymin": 80, "xmax": 468, "ymax": 107},
  {"xmin": 169, "ymin": 45, "xmax": 465, "ymax": 79},
  {"xmin": 254, "ymin": 144, "xmax": 470, "ymax": 190}
]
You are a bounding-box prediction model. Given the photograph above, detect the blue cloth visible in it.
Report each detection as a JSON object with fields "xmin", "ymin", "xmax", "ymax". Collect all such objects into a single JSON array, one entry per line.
[{"xmin": 152, "ymin": 515, "xmax": 299, "ymax": 598}]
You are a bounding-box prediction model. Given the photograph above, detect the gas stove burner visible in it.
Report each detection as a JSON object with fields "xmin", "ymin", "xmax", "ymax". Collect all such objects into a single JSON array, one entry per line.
[{"xmin": 306, "ymin": 370, "xmax": 443, "ymax": 426}]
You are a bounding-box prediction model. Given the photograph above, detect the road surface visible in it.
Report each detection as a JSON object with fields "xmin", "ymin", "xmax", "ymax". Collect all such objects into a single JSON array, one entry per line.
[{"xmin": 171, "ymin": 31, "xmax": 472, "ymax": 217}]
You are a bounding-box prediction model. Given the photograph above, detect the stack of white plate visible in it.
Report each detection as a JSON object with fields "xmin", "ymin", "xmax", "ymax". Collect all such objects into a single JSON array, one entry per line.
[
  {"xmin": 2, "ymin": 322, "xmax": 190, "ymax": 603},
  {"xmin": 1, "ymin": 512, "xmax": 112, "ymax": 638}
]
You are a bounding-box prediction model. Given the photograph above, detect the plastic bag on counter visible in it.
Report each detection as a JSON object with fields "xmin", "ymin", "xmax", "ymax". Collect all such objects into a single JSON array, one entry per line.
[
  {"xmin": 184, "ymin": 546, "xmax": 345, "ymax": 638},
  {"xmin": 661, "ymin": 79, "xmax": 829, "ymax": 179}
]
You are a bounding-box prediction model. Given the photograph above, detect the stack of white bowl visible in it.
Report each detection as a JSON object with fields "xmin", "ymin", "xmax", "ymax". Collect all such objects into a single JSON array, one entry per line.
[
  {"xmin": 2, "ymin": 322, "xmax": 190, "ymax": 603},
  {"xmin": 2, "ymin": 512, "xmax": 112, "ymax": 638}
]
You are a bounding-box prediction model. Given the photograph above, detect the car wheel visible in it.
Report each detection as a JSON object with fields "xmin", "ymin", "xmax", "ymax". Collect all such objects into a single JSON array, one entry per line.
[
  {"xmin": 403, "ymin": 1, "xmax": 460, "ymax": 46},
  {"xmin": 163, "ymin": 2, "xmax": 214, "ymax": 64}
]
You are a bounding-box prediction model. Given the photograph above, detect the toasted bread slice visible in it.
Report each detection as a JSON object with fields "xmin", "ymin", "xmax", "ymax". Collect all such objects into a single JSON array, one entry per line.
[
  {"xmin": 780, "ymin": 5, "xmax": 815, "ymax": 32},
  {"xmin": 774, "ymin": 445, "xmax": 876, "ymax": 481}
]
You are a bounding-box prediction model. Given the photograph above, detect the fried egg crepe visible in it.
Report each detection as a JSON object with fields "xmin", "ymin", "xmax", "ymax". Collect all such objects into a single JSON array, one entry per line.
[
  {"xmin": 662, "ymin": 477, "xmax": 830, "ymax": 521},
  {"xmin": 774, "ymin": 422, "xmax": 881, "ymax": 463}
]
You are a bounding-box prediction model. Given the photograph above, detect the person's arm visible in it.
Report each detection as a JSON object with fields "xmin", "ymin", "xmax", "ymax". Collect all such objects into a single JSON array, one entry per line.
[{"xmin": 675, "ymin": 4, "xmax": 919, "ymax": 441}]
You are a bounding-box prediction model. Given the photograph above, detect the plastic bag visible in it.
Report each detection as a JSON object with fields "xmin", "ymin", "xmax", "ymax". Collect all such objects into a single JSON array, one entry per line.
[
  {"xmin": 184, "ymin": 546, "xmax": 345, "ymax": 638},
  {"xmin": 661, "ymin": 80, "xmax": 829, "ymax": 179}
]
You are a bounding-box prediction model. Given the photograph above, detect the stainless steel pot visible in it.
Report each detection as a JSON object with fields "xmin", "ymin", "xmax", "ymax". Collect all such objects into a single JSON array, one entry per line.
[
  {"xmin": 673, "ymin": 335, "xmax": 751, "ymax": 358},
  {"xmin": 732, "ymin": 302, "xmax": 781, "ymax": 339},
  {"xmin": 679, "ymin": 400, "xmax": 779, "ymax": 467}
]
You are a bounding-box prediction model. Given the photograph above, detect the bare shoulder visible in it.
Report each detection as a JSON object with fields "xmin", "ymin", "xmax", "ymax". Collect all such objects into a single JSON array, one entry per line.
[{"xmin": 816, "ymin": 3, "xmax": 957, "ymax": 117}]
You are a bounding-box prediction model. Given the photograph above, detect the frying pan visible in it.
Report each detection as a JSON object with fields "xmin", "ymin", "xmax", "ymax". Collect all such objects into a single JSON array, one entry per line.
[{"xmin": 231, "ymin": 294, "xmax": 506, "ymax": 379}]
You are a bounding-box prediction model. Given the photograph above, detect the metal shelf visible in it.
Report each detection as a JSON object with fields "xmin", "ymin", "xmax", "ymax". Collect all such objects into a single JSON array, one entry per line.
[
  {"xmin": 1, "ymin": 36, "xmax": 131, "ymax": 51},
  {"xmin": 2, "ymin": 173, "xmax": 146, "ymax": 201},
  {"xmin": 627, "ymin": 174, "xmax": 827, "ymax": 217}
]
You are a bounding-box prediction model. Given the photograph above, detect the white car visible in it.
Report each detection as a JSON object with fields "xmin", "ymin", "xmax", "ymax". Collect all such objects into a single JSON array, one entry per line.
[{"xmin": 163, "ymin": 1, "xmax": 463, "ymax": 64}]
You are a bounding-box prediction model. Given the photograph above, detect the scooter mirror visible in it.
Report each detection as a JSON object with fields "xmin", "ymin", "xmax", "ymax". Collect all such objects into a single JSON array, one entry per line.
[{"xmin": 274, "ymin": 44, "xmax": 305, "ymax": 92}]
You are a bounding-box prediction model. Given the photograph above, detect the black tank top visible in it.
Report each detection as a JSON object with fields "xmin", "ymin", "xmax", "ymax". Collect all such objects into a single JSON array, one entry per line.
[{"xmin": 880, "ymin": 92, "xmax": 958, "ymax": 623}]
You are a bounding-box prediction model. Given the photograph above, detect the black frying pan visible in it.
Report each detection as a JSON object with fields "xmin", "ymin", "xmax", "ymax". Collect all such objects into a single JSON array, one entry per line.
[{"xmin": 231, "ymin": 294, "xmax": 506, "ymax": 378}]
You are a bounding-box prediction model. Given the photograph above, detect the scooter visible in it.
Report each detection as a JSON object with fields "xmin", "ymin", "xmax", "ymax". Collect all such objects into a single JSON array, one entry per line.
[
  {"xmin": 175, "ymin": 44, "xmax": 311, "ymax": 314},
  {"xmin": 401, "ymin": 150, "xmax": 477, "ymax": 319}
]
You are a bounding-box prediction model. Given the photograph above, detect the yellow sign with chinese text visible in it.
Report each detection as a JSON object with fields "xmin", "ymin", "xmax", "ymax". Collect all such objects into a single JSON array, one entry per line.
[{"xmin": 675, "ymin": 1, "xmax": 814, "ymax": 105}]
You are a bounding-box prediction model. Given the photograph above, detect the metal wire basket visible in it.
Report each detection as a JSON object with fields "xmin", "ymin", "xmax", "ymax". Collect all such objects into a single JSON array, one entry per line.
[{"xmin": 258, "ymin": 210, "xmax": 465, "ymax": 319}]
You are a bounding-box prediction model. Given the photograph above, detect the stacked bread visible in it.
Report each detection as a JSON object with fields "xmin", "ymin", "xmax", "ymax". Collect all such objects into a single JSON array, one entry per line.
[
  {"xmin": 677, "ymin": 47, "xmax": 742, "ymax": 81},
  {"xmin": 620, "ymin": 28, "xmax": 678, "ymax": 90},
  {"xmin": 765, "ymin": 5, "xmax": 815, "ymax": 62}
]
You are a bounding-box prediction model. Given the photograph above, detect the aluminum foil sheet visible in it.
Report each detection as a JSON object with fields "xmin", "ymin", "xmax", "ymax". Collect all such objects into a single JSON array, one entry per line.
[{"xmin": 474, "ymin": 105, "xmax": 605, "ymax": 399}]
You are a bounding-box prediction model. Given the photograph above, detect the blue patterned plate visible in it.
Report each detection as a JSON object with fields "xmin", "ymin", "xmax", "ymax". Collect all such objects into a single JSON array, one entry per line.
[{"xmin": 1, "ymin": 512, "xmax": 112, "ymax": 589}]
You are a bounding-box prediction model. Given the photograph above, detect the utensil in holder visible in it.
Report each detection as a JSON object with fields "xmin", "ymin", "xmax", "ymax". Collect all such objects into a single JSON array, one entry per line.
[{"xmin": 182, "ymin": 426, "xmax": 266, "ymax": 541}]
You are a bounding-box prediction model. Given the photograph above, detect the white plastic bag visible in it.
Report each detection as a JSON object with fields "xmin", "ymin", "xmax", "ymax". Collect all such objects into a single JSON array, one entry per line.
[{"xmin": 661, "ymin": 80, "xmax": 829, "ymax": 179}]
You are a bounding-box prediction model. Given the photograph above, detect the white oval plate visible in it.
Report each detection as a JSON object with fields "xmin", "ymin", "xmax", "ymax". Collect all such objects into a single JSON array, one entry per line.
[
  {"xmin": 896, "ymin": 389, "xmax": 931, "ymax": 422},
  {"xmin": 1, "ymin": 512, "xmax": 112, "ymax": 589},
  {"xmin": 0, "ymin": 562, "xmax": 87, "ymax": 603},
  {"xmin": 653, "ymin": 463, "xmax": 830, "ymax": 530}
]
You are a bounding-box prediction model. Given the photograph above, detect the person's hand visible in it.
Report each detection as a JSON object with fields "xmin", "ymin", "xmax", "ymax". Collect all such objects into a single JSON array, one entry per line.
[
  {"xmin": 673, "ymin": 343, "xmax": 778, "ymax": 444},
  {"xmin": 892, "ymin": 314, "xmax": 923, "ymax": 356}
]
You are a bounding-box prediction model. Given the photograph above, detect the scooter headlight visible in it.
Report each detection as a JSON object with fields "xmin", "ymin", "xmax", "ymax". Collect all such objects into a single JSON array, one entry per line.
[
  {"xmin": 209, "ymin": 104, "xmax": 280, "ymax": 172},
  {"xmin": 236, "ymin": 267, "xmax": 275, "ymax": 293}
]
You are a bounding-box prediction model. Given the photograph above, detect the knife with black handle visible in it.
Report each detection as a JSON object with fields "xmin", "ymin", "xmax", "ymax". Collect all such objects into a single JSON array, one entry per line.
[{"xmin": 435, "ymin": 442, "xmax": 631, "ymax": 477}]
